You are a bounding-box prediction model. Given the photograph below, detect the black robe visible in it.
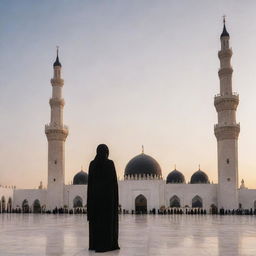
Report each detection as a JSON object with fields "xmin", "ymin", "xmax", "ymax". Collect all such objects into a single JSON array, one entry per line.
[{"xmin": 87, "ymin": 158, "xmax": 119, "ymax": 252}]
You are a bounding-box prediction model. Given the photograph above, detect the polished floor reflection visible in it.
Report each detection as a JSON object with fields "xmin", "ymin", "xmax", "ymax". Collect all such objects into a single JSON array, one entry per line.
[{"xmin": 0, "ymin": 214, "xmax": 255, "ymax": 256}]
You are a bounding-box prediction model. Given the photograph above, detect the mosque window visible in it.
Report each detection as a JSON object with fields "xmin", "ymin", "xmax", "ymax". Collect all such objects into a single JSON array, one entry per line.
[
  {"xmin": 227, "ymin": 178, "xmax": 230, "ymax": 181},
  {"xmin": 54, "ymin": 160, "xmax": 57, "ymax": 164},
  {"xmin": 226, "ymin": 158, "xmax": 229, "ymax": 164},
  {"xmin": 53, "ymin": 178, "xmax": 56, "ymax": 182}
]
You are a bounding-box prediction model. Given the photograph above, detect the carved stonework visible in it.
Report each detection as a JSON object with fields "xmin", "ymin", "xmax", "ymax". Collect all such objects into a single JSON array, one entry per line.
[
  {"xmin": 214, "ymin": 95, "xmax": 239, "ymax": 111},
  {"xmin": 218, "ymin": 67, "xmax": 233, "ymax": 77},
  {"xmin": 49, "ymin": 98, "xmax": 65, "ymax": 107},
  {"xmin": 214, "ymin": 124, "xmax": 240, "ymax": 140},
  {"xmin": 51, "ymin": 78, "xmax": 64, "ymax": 87},
  {"xmin": 45, "ymin": 125, "xmax": 68, "ymax": 141}
]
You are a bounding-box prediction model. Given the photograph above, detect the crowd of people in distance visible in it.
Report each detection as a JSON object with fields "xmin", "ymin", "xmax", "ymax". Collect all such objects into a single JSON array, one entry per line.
[{"xmin": 2, "ymin": 206, "xmax": 256, "ymax": 215}]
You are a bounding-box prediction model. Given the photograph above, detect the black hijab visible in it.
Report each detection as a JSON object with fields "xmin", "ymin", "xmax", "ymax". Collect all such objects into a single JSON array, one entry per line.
[{"xmin": 94, "ymin": 144, "xmax": 109, "ymax": 163}]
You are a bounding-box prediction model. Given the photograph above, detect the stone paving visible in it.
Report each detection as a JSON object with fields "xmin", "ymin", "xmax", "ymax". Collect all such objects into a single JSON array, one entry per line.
[{"xmin": 0, "ymin": 214, "xmax": 256, "ymax": 256}]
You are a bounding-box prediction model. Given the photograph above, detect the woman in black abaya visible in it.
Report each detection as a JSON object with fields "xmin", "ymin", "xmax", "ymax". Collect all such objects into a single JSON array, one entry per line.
[{"xmin": 87, "ymin": 144, "xmax": 120, "ymax": 252}]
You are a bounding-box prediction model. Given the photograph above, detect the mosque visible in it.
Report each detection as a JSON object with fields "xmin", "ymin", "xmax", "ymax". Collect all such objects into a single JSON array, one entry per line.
[{"xmin": 0, "ymin": 21, "xmax": 256, "ymax": 213}]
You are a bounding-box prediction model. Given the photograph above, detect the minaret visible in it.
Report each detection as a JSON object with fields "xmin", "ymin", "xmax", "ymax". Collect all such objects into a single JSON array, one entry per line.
[
  {"xmin": 214, "ymin": 18, "xmax": 240, "ymax": 209},
  {"xmin": 45, "ymin": 48, "xmax": 68, "ymax": 210}
]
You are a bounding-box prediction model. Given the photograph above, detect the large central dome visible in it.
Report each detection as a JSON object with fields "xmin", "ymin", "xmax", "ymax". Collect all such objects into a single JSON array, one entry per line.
[{"xmin": 124, "ymin": 153, "xmax": 162, "ymax": 178}]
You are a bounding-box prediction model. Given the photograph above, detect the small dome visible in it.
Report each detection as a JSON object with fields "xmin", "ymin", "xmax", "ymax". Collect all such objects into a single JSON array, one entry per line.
[
  {"xmin": 166, "ymin": 169, "xmax": 185, "ymax": 184},
  {"xmin": 73, "ymin": 170, "xmax": 88, "ymax": 185},
  {"xmin": 124, "ymin": 153, "xmax": 162, "ymax": 178},
  {"xmin": 190, "ymin": 169, "xmax": 210, "ymax": 184}
]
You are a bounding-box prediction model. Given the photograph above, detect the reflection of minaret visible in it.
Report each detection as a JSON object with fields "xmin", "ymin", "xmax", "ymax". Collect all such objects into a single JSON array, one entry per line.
[
  {"xmin": 45, "ymin": 48, "xmax": 68, "ymax": 210},
  {"xmin": 214, "ymin": 18, "xmax": 239, "ymax": 209},
  {"xmin": 218, "ymin": 218, "xmax": 240, "ymax": 255},
  {"xmin": 45, "ymin": 228, "xmax": 64, "ymax": 255}
]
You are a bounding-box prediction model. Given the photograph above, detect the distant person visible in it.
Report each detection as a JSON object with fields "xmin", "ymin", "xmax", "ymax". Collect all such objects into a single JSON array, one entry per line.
[{"xmin": 87, "ymin": 144, "xmax": 120, "ymax": 252}]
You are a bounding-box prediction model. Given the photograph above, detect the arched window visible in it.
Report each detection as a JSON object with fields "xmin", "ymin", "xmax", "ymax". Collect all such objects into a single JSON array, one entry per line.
[
  {"xmin": 192, "ymin": 195, "xmax": 203, "ymax": 208},
  {"xmin": 1, "ymin": 196, "xmax": 6, "ymax": 212},
  {"xmin": 22, "ymin": 199, "xmax": 29, "ymax": 213},
  {"xmin": 33, "ymin": 199, "xmax": 41, "ymax": 213},
  {"xmin": 170, "ymin": 195, "xmax": 181, "ymax": 208},
  {"xmin": 73, "ymin": 196, "xmax": 83, "ymax": 208},
  {"xmin": 135, "ymin": 194, "xmax": 147, "ymax": 213}
]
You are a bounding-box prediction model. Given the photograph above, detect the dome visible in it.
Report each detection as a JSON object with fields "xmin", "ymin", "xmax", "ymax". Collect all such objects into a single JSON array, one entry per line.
[
  {"xmin": 73, "ymin": 170, "xmax": 88, "ymax": 185},
  {"xmin": 124, "ymin": 153, "xmax": 162, "ymax": 178},
  {"xmin": 190, "ymin": 169, "xmax": 210, "ymax": 184},
  {"xmin": 166, "ymin": 169, "xmax": 185, "ymax": 184}
]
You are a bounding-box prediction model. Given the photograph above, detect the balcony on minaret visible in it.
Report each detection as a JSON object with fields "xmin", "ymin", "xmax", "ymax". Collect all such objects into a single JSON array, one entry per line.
[
  {"xmin": 214, "ymin": 92, "xmax": 239, "ymax": 112},
  {"xmin": 214, "ymin": 122, "xmax": 240, "ymax": 141},
  {"xmin": 45, "ymin": 123, "xmax": 69, "ymax": 141},
  {"xmin": 218, "ymin": 48, "xmax": 232, "ymax": 60},
  {"xmin": 45, "ymin": 123, "xmax": 68, "ymax": 132}
]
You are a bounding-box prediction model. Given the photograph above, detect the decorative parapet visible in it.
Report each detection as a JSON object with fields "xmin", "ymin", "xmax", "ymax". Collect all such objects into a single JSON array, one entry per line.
[
  {"xmin": 218, "ymin": 67, "xmax": 233, "ymax": 77},
  {"xmin": 51, "ymin": 78, "xmax": 64, "ymax": 87},
  {"xmin": 49, "ymin": 98, "xmax": 65, "ymax": 107},
  {"xmin": 214, "ymin": 123, "xmax": 240, "ymax": 140},
  {"xmin": 214, "ymin": 93, "xmax": 239, "ymax": 111},
  {"xmin": 45, "ymin": 124, "xmax": 69, "ymax": 141},
  {"xmin": 124, "ymin": 173, "xmax": 162, "ymax": 180}
]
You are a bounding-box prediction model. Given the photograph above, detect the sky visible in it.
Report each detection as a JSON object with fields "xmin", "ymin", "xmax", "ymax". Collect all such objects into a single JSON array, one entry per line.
[{"xmin": 1, "ymin": 0, "xmax": 256, "ymax": 189}]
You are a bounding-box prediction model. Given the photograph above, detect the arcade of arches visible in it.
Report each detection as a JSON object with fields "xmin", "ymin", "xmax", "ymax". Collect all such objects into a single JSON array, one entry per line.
[
  {"xmin": 134, "ymin": 194, "xmax": 204, "ymax": 212},
  {"xmin": 0, "ymin": 196, "xmax": 12, "ymax": 213}
]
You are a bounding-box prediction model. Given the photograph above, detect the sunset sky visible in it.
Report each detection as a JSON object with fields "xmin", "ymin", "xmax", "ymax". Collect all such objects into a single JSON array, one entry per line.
[{"xmin": 1, "ymin": 1, "xmax": 256, "ymax": 188}]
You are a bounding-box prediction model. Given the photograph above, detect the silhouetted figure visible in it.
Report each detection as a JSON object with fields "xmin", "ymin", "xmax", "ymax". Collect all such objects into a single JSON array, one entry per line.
[{"xmin": 87, "ymin": 144, "xmax": 120, "ymax": 253}]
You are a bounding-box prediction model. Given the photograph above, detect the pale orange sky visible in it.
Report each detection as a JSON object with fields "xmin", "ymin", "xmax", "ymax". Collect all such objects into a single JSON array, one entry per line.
[{"xmin": 1, "ymin": 1, "xmax": 256, "ymax": 188}]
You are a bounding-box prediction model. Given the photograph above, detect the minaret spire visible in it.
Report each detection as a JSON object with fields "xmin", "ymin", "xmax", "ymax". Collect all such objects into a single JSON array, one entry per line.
[
  {"xmin": 45, "ymin": 48, "xmax": 68, "ymax": 210},
  {"xmin": 222, "ymin": 15, "xmax": 226, "ymax": 25},
  {"xmin": 54, "ymin": 46, "xmax": 61, "ymax": 67},
  {"xmin": 214, "ymin": 20, "xmax": 239, "ymax": 210}
]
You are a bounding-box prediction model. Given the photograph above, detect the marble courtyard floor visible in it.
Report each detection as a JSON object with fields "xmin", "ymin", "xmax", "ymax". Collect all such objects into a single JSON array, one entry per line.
[{"xmin": 0, "ymin": 214, "xmax": 256, "ymax": 256}]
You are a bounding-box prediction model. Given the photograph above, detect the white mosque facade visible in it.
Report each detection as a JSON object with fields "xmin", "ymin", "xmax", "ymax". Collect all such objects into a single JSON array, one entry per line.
[{"xmin": 1, "ymin": 22, "xmax": 256, "ymax": 213}]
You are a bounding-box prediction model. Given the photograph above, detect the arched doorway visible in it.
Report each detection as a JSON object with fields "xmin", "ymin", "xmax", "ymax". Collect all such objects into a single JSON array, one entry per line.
[
  {"xmin": 210, "ymin": 204, "xmax": 218, "ymax": 214},
  {"xmin": 22, "ymin": 199, "xmax": 29, "ymax": 213},
  {"xmin": 170, "ymin": 195, "xmax": 181, "ymax": 208},
  {"xmin": 1, "ymin": 196, "xmax": 6, "ymax": 213},
  {"xmin": 135, "ymin": 194, "xmax": 147, "ymax": 213},
  {"xmin": 33, "ymin": 199, "xmax": 41, "ymax": 213},
  {"xmin": 73, "ymin": 196, "xmax": 83, "ymax": 208},
  {"xmin": 192, "ymin": 195, "xmax": 203, "ymax": 208},
  {"xmin": 7, "ymin": 197, "xmax": 12, "ymax": 213}
]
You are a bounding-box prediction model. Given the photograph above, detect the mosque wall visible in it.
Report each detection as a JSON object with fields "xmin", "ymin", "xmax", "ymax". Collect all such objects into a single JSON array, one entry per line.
[
  {"xmin": 118, "ymin": 180, "xmax": 164, "ymax": 211},
  {"xmin": 13, "ymin": 189, "xmax": 46, "ymax": 210},
  {"xmin": 118, "ymin": 181, "xmax": 218, "ymax": 211},
  {"xmin": 238, "ymin": 188, "xmax": 256, "ymax": 209},
  {"xmin": 64, "ymin": 185, "xmax": 87, "ymax": 209},
  {"xmin": 165, "ymin": 184, "xmax": 218, "ymax": 209}
]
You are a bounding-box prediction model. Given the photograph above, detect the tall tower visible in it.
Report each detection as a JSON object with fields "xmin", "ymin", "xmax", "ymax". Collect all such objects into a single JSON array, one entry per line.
[
  {"xmin": 214, "ymin": 19, "xmax": 240, "ymax": 209},
  {"xmin": 45, "ymin": 49, "xmax": 68, "ymax": 210}
]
